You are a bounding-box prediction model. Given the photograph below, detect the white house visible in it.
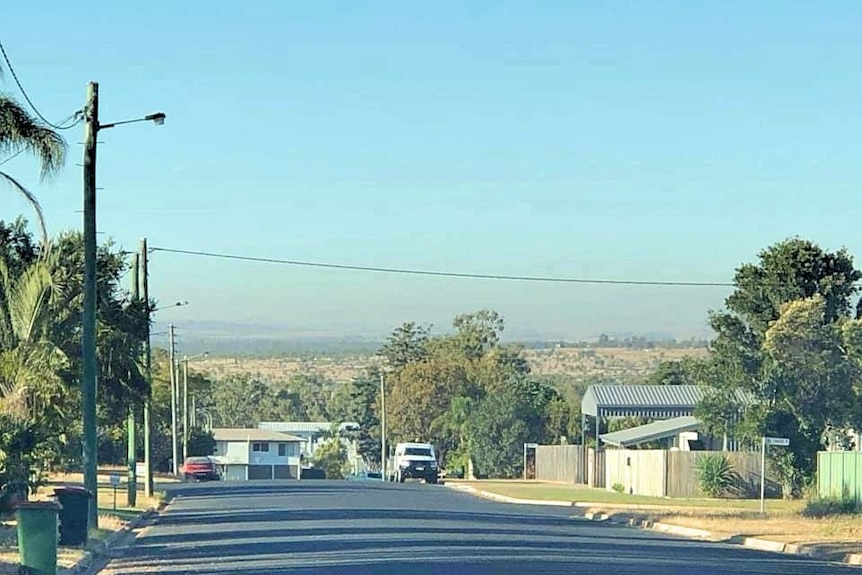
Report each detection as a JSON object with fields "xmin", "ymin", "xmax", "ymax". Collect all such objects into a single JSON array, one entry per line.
[{"xmin": 211, "ymin": 428, "xmax": 304, "ymax": 481}]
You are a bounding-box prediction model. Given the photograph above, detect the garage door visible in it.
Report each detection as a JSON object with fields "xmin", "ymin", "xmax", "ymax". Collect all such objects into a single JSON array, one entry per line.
[
  {"xmin": 274, "ymin": 465, "xmax": 294, "ymax": 479},
  {"xmin": 248, "ymin": 465, "xmax": 273, "ymax": 480}
]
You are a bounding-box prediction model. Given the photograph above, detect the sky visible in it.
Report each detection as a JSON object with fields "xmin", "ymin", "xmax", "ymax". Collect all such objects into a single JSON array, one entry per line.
[{"xmin": 2, "ymin": 2, "xmax": 862, "ymax": 342}]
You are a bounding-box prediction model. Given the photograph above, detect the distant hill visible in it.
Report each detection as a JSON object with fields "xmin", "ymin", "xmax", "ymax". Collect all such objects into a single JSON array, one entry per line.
[{"xmin": 152, "ymin": 320, "xmax": 710, "ymax": 358}]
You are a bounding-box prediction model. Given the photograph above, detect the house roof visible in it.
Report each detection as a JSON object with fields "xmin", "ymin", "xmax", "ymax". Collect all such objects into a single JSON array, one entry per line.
[
  {"xmin": 212, "ymin": 428, "xmax": 303, "ymax": 443},
  {"xmin": 581, "ymin": 384, "xmax": 751, "ymax": 419},
  {"xmin": 599, "ymin": 416, "xmax": 701, "ymax": 447},
  {"xmin": 258, "ymin": 421, "xmax": 359, "ymax": 434}
]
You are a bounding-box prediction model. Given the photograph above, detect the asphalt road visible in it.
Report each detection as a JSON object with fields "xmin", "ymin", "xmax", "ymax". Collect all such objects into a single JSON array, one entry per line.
[{"xmin": 96, "ymin": 480, "xmax": 858, "ymax": 575}]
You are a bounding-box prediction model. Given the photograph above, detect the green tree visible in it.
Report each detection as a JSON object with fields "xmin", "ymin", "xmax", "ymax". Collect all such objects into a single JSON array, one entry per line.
[
  {"xmin": 379, "ymin": 321, "xmax": 430, "ymax": 368},
  {"xmin": 342, "ymin": 374, "xmax": 381, "ymax": 468},
  {"xmin": 468, "ymin": 388, "xmax": 537, "ymax": 478},
  {"xmin": 700, "ymin": 238, "xmax": 862, "ymax": 494},
  {"xmin": 646, "ymin": 357, "xmax": 706, "ymax": 386},
  {"xmin": 0, "ymin": 94, "xmax": 66, "ymax": 243},
  {"xmin": 0, "ymin": 252, "xmax": 70, "ymax": 496},
  {"xmin": 314, "ymin": 437, "xmax": 348, "ymax": 479},
  {"xmin": 211, "ymin": 373, "xmax": 271, "ymax": 427},
  {"xmin": 186, "ymin": 427, "xmax": 216, "ymax": 457}
]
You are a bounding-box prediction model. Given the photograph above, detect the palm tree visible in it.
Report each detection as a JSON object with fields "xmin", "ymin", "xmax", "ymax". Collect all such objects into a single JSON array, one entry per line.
[
  {"xmin": 0, "ymin": 251, "xmax": 68, "ymax": 416},
  {"xmin": 0, "ymin": 92, "xmax": 67, "ymax": 244}
]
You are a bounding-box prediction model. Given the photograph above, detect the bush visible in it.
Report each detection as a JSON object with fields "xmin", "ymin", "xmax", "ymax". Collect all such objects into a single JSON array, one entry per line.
[
  {"xmin": 694, "ymin": 453, "xmax": 735, "ymax": 498},
  {"xmin": 803, "ymin": 496, "xmax": 861, "ymax": 517},
  {"xmin": 611, "ymin": 482, "xmax": 625, "ymax": 494}
]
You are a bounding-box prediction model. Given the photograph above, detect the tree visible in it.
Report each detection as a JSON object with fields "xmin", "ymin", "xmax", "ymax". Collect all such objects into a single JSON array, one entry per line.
[
  {"xmin": 0, "ymin": 252, "xmax": 70, "ymax": 495},
  {"xmin": 646, "ymin": 357, "xmax": 706, "ymax": 386},
  {"xmin": 186, "ymin": 427, "xmax": 216, "ymax": 457},
  {"xmin": 342, "ymin": 374, "xmax": 381, "ymax": 468},
  {"xmin": 379, "ymin": 322, "xmax": 430, "ymax": 368},
  {"xmin": 210, "ymin": 374, "xmax": 271, "ymax": 428},
  {"xmin": 0, "ymin": 94, "xmax": 66, "ymax": 243},
  {"xmin": 468, "ymin": 388, "xmax": 536, "ymax": 478},
  {"xmin": 700, "ymin": 238, "xmax": 862, "ymax": 494},
  {"xmin": 314, "ymin": 437, "xmax": 348, "ymax": 479}
]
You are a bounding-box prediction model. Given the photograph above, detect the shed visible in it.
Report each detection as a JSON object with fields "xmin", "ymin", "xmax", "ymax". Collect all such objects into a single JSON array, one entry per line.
[{"xmin": 581, "ymin": 384, "xmax": 751, "ymax": 449}]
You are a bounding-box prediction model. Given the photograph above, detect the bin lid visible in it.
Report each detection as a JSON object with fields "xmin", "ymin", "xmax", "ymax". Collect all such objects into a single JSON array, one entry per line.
[
  {"xmin": 15, "ymin": 500, "xmax": 62, "ymax": 510},
  {"xmin": 52, "ymin": 485, "xmax": 93, "ymax": 497}
]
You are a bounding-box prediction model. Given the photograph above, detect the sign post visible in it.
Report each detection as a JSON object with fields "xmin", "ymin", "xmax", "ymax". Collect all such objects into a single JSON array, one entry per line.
[
  {"xmin": 109, "ymin": 474, "xmax": 121, "ymax": 510},
  {"xmin": 760, "ymin": 437, "xmax": 790, "ymax": 514}
]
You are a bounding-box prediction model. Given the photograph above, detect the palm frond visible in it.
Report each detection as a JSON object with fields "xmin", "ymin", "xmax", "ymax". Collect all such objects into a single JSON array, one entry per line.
[
  {"xmin": 6, "ymin": 259, "xmax": 54, "ymax": 344},
  {"xmin": 0, "ymin": 95, "xmax": 66, "ymax": 180},
  {"xmin": 0, "ymin": 171, "xmax": 48, "ymax": 245}
]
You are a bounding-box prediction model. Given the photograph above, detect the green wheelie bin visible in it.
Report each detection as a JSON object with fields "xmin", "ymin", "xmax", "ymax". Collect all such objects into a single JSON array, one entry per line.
[
  {"xmin": 52, "ymin": 486, "xmax": 93, "ymax": 546},
  {"xmin": 16, "ymin": 500, "xmax": 61, "ymax": 575}
]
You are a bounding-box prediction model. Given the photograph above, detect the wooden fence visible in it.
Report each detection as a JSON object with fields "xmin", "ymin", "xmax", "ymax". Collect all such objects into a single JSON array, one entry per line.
[
  {"xmin": 605, "ymin": 450, "xmax": 772, "ymax": 498},
  {"xmin": 535, "ymin": 445, "xmax": 585, "ymax": 484}
]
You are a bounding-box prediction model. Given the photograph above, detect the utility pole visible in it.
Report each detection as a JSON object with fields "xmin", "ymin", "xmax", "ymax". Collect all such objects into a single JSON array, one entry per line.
[
  {"xmin": 182, "ymin": 356, "xmax": 189, "ymax": 459},
  {"xmin": 169, "ymin": 324, "xmax": 179, "ymax": 475},
  {"xmin": 82, "ymin": 81, "xmax": 99, "ymax": 530},
  {"xmin": 141, "ymin": 239, "xmax": 154, "ymax": 497},
  {"xmin": 380, "ymin": 370, "xmax": 387, "ymax": 482},
  {"xmin": 127, "ymin": 253, "xmax": 139, "ymax": 507}
]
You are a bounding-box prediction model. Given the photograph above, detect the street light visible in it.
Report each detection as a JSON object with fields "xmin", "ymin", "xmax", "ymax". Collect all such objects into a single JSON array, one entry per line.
[
  {"xmin": 182, "ymin": 352, "xmax": 209, "ymax": 458},
  {"xmin": 152, "ymin": 300, "xmax": 189, "ymax": 312},
  {"xmin": 81, "ymin": 80, "xmax": 165, "ymax": 530}
]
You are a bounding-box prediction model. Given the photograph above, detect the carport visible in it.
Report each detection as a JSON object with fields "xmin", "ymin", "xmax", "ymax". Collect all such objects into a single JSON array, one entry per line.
[{"xmin": 598, "ymin": 415, "xmax": 701, "ymax": 448}]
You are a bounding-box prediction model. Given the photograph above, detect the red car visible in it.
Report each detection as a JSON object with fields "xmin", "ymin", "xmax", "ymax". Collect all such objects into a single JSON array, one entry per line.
[{"xmin": 182, "ymin": 457, "xmax": 220, "ymax": 482}]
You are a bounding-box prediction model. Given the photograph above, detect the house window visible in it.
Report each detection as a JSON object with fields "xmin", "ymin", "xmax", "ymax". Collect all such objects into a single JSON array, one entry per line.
[
  {"xmin": 278, "ymin": 443, "xmax": 287, "ymax": 456},
  {"xmin": 252, "ymin": 442, "xmax": 270, "ymax": 452}
]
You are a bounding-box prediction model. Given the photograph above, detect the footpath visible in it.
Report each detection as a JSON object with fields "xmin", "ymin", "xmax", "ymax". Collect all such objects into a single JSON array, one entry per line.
[{"xmin": 446, "ymin": 482, "xmax": 862, "ymax": 568}]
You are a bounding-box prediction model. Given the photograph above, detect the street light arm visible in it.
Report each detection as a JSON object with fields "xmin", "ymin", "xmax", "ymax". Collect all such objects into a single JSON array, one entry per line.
[{"xmin": 99, "ymin": 112, "xmax": 166, "ymax": 131}]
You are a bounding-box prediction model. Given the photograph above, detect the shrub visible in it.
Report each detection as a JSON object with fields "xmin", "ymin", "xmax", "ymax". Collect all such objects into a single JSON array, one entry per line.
[
  {"xmin": 611, "ymin": 482, "xmax": 625, "ymax": 494},
  {"xmin": 803, "ymin": 496, "xmax": 861, "ymax": 518},
  {"xmin": 694, "ymin": 453, "xmax": 735, "ymax": 498}
]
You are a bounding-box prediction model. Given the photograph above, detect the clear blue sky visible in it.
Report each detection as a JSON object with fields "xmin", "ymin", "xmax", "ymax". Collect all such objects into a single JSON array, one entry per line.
[{"xmin": 3, "ymin": 2, "xmax": 861, "ymax": 341}]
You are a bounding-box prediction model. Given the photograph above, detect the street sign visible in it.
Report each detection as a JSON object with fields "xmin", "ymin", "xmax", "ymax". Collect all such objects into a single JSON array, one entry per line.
[{"xmin": 765, "ymin": 437, "xmax": 790, "ymax": 447}]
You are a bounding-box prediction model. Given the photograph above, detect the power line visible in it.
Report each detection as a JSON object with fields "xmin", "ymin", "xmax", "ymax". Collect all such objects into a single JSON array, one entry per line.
[
  {"xmin": 0, "ymin": 38, "xmax": 82, "ymax": 131},
  {"xmin": 0, "ymin": 148, "xmax": 24, "ymax": 166},
  {"xmin": 149, "ymin": 246, "xmax": 734, "ymax": 287}
]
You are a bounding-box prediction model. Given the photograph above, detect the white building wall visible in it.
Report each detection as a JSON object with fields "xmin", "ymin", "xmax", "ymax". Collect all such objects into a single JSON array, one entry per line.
[
  {"xmin": 216, "ymin": 440, "xmax": 250, "ymax": 465},
  {"xmin": 248, "ymin": 441, "xmax": 301, "ymax": 466}
]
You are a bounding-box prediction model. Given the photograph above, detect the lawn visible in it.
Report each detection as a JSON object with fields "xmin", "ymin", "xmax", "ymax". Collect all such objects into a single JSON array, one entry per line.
[
  {"xmin": 457, "ymin": 480, "xmax": 802, "ymax": 512},
  {"xmin": 454, "ymin": 480, "xmax": 862, "ymax": 559}
]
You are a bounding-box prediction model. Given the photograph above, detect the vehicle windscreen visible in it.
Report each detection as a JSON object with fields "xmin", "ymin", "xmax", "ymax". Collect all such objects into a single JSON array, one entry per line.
[{"xmin": 405, "ymin": 448, "xmax": 432, "ymax": 457}]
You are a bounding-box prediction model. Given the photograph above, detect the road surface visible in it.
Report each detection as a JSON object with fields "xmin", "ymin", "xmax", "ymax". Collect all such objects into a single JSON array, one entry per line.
[{"xmin": 97, "ymin": 480, "xmax": 857, "ymax": 575}]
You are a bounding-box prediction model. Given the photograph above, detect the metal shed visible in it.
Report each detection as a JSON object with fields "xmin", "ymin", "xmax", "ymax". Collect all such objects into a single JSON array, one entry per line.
[{"xmin": 581, "ymin": 384, "xmax": 751, "ymax": 449}]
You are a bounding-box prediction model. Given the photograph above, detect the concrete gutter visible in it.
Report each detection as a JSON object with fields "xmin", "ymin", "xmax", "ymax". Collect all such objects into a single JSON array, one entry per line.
[{"xmin": 446, "ymin": 484, "xmax": 862, "ymax": 567}]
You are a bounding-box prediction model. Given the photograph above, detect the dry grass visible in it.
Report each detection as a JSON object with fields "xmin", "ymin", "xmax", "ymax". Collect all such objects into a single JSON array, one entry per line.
[
  {"xmin": 195, "ymin": 346, "xmax": 708, "ymax": 384},
  {"xmin": 460, "ymin": 480, "xmax": 862, "ymax": 557}
]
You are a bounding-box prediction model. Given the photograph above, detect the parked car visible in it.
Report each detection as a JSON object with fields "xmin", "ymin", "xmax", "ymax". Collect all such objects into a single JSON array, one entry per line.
[
  {"xmin": 389, "ymin": 442, "xmax": 439, "ymax": 484},
  {"xmin": 182, "ymin": 456, "xmax": 220, "ymax": 482}
]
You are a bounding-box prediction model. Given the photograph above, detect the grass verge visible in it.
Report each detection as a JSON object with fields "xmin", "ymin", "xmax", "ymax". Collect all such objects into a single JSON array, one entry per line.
[{"xmin": 454, "ymin": 480, "xmax": 862, "ymax": 559}]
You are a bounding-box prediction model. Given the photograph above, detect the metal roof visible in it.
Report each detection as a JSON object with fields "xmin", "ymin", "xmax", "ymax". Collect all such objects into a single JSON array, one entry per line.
[
  {"xmin": 258, "ymin": 421, "xmax": 359, "ymax": 434},
  {"xmin": 599, "ymin": 416, "xmax": 701, "ymax": 447},
  {"xmin": 212, "ymin": 428, "xmax": 304, "ymax": 442},
  {"xmin": 582, "ymin": 384, "xmax": 751, "ymax": 418}
]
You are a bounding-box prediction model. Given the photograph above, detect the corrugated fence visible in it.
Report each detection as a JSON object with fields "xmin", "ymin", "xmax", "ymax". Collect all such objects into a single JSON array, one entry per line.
[{"xmin": 818, "ymin": 451, "xmax": 862, "ymax": 503}]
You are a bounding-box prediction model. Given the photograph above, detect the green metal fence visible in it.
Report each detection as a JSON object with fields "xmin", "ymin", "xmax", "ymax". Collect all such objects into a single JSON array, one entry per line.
[{"xmin": 817, "ymin": 451, "xmax": 862, "ymax": 503}]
